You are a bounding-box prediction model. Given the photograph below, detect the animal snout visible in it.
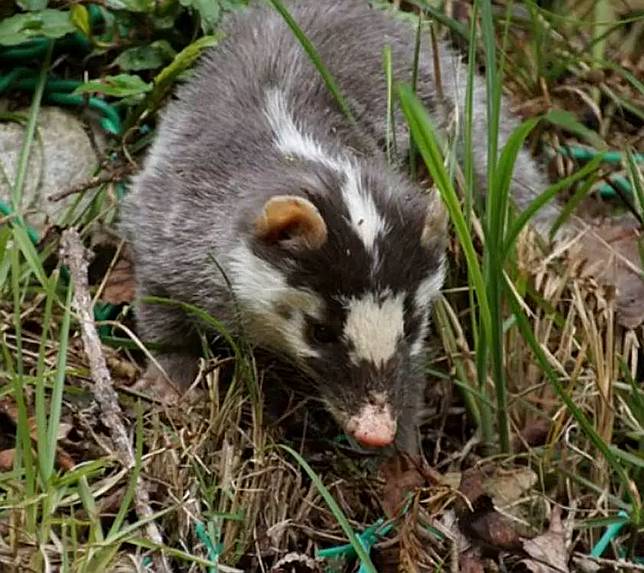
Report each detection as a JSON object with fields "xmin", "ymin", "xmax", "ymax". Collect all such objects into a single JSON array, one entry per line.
[{"xmin": 346, "ymin": 401, "xmax": 397, "ymax": 447}]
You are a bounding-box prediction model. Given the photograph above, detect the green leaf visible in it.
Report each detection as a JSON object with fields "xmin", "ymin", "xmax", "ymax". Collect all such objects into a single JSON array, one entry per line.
[
  {"xmin": 544, "ymin": 108, "xmax": 607, "ymax": 149},
  {"xmin": 113, "ymin": 40, "xmax": 176, "ymax": 72},
  {"xmin": 609, "ymin": 445, "xmax": 644, "ymax": 470},
  {"xmin": 146, "ymin": 35, "xmax": 220, "ymax": 110},
  {"xmin": 70, "ymin": 4, "xmax": 91, "ymax": 38},
  {"xmin": 0, "ymin": 9, "xmax": 75, "ymax": 46},
  {"xmin": 73, "ymin": 73, "xmax": 152, "ymax": 97},
  {"xmin": 181, "ymin": 0, "xmax": 222, "ymax": 32},
  {"xmin": 105, "ymin": 0, "xmax": 154, "ymax": 12},
  {"xmin": 17, "ymin": 0, "xmax": 48, "ymax": 10}
]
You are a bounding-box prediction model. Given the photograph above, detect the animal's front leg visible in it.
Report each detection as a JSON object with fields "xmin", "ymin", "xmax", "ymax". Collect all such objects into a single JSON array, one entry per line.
[{"xmin": 394, "ymin": 370, "xmax": 426, "ymax": 458}]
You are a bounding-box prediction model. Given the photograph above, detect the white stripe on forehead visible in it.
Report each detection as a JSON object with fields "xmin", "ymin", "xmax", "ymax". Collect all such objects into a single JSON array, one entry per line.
[
  {"xmin": 343, "ymin": 292, "xmax": 405, "ymax": 366},
  {"xmin": 341, "ymin": 163, "xmax": 387, "ymax": 252},
  {"xmin": 263, "ymin": 88, "xmax": 387, "ymax": 252}
]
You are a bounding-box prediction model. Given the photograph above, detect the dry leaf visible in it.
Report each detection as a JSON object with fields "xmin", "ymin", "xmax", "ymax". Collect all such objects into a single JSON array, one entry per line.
[
  {"xmin": 380, "ymin": 452, "xmax": 428, "ymax": 518},
  {"xmin": 102, "ymin": 254, "xmax": 136, "ymax": 304},
  {"xmin": 520, "ymin": 505, "xmax": 569, "ymax": 573},
  {"xmin": 455, "ymin": 466, "xmax": 524, "ymax": 551},
  {"xmin": 514, "ymin": 418, "xmax": 552, "ymax": 451},
  {"xmin": 572, "ymin": 219, "xmax": 644, "ymax": 328},
  {"xmin": 459, "ymin": 547, "xmax": 486, "ymax": 573}
]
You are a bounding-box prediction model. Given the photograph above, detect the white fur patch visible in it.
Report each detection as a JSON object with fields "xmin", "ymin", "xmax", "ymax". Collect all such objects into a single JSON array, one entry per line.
[
  {"xmin": 415, "ymin": 261, "xmax": 446, "ymax": 309},
  {"xmin": 343, "ymin": 292, "xmax": 405, "ymax": 366},
  {"xmin": 341, "ymin": 163, "xmax": 387, "ymax": 251},
  {"xmin": 409, "ymin": 261, "xmax": 446, "ymax": 356},
  {"xmin": 228, "ymin": 244, "xmax": 322, "ymax": 359},
  {"xmin": 263, "ymin": 88, "xmax": 387, "ymax": 252},
  {"xmin": 264, "ymin": 88, "xmax": 341, "ymax": 170}
]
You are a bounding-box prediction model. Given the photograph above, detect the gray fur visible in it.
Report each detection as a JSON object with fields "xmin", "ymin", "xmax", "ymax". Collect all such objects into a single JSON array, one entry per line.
[{"xmin": 121, "ymin": 0, "xmax": 562, "ymax": 454}]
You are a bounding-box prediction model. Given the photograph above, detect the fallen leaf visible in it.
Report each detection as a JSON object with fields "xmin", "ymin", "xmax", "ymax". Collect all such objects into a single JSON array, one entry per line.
[
  {"xmin": 459, "ymin": 547, "xmax": 486, "ymax": 573},
  {"xmin": 102, "ymin": 253, "xmax": 136, "ymax": 304},
  {"xmin": 455, "ymin": 466, "xmax": 524, "ymax": 551},
  {"xmin": 514, "ymin": 418, "xmax": 551, "ymax": 451},
  {"xmin": 520, "ymin": 505, "xmax": 569, "ymax": 573},
  {"xmin": 380, "ymin": 452, "xmax": 428, "ymax": 518},
  {"xmin": 485, "ymin": 467, "xmax": 538, "ymax": 508},
  {"xmin": 572, "ymin": 218, "xmax": 644, "ymax": 328}
]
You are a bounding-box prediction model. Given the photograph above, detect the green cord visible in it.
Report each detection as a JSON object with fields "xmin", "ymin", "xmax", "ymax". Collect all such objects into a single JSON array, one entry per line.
[
  {"xmin": 317, "ymin": 519, "xmax": 392, "ymax": 561},
  {"xmin": 558, "ymin": 146, "xmax": 644, "ymax": 165},
  {"xmin": 46, "ymin": 92, "xmax": 121, "ymax": 135},
  {"xmin": 555, "ymin": 145, "xmax": 641, "ymax": 200},
  {"xmin": 590, "ymin": 511, "xmax": 629, "ymax": 558},
  {"xmin": 0, "ymin": 199, "xmax": 40, "ymax": 245},
  {"xmin": 0, "ymin": 73, "xmax": 122, "ymax": 135},
  {"xmin": 194, "ymin": 521, "xmax": 221, "ymax": 573}
]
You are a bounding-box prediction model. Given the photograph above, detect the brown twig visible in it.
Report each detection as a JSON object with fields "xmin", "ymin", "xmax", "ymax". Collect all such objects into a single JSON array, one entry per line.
[
  {"xmin": 60, "ymin": 228, "xmax": 172, "ymax": 573},
  {"xmin": 48, "ymin": 165, "xmax": 135, "ymax": 203}
]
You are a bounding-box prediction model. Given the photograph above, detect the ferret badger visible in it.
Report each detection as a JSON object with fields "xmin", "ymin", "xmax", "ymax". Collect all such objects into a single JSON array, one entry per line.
[{"xmin": 121, "ymin": 0, "xmax": 564, "ymax": 454}]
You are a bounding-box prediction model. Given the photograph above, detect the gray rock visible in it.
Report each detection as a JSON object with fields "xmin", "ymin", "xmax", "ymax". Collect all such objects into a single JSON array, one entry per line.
[{"xmin": 0, "ymin": 105, "xmax": 104, "ymax": 233}]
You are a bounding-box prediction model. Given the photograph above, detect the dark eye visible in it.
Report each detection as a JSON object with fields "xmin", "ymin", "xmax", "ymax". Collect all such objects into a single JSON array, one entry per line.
[{"xmin": 310, "ymin": 323, "xmax": 339, "ymax": 345}]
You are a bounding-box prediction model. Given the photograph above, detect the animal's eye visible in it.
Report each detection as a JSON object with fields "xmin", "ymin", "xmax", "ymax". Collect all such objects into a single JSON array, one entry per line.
[{"xmin": 310, "ymin": 323, "xmax": 339, "ymax": 345}]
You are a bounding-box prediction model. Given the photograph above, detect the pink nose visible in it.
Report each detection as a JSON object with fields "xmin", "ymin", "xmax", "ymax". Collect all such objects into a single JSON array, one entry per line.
[
  {"xmin": 347, "ymin": 403, "xmax": 397, "ymax": 448},
  {"xmin": 353, "ymin": 428, "xmax": 395, "ymax": 447}
]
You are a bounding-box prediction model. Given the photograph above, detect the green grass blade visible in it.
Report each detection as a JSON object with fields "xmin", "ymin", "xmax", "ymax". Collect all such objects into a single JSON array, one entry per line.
[
  {"xmin": 495, "ymin": 117, "xmax": 541, "ymax": 232},
  {"xmin": 11, "ymin": 41, "xmax": 51, "ymax": 211},
  {"xmin": 544, "ymin": 108, "xmax": 607, "ymax": 149},
  {"xmin": 478, "ymin": 0, "xmax": 501, "ymax": 193},
  {"xmin": 408, "ymin": 12, "xmax": 422, "ymax": 177},
  {"xmin": 278, "ymin": 444, "xmax": 377, "ymax": 573},
  {"xmin": 503, "ymin": 154, "xmax": 605, "ymax": 253},
  {"xmin": 44, "ymin": 280, "xmax": 73, "ymax": 481},
  {"xmin": 267, "ymin": 0, "xmax": 356, "ymax": 125},
  {"xmin": 10, "ymin": 242, "xmax": 37, "ymax": 521},
  {"xmin": 142, "ymin": 295, "xmax": 238, "ymax": 354},
  {"xmin": 35, "ymin": 272, "xmax": 58, "ymax": 483},
  {"xmin": 549, "ymin": 168, "xmax": 597, "ymax": 238},
  {"xmin": 383, "ymin": 44, "xmax": 397, "ymax": 164},
  {"xmin": 12, "ymin": 216, "xmax": 48, "ymax": 289},
  {"xmin": 398, "ymin": 84, "xmax": 492, "ymax": 343}
]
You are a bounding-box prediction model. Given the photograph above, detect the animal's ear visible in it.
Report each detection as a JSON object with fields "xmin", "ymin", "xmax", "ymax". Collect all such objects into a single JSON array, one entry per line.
[
  {"xmin": 420, "ymin": 191, "xmax": 448, "ymax": 250},
  {"xmin": 254, "ymin": 195, "xmax": 328, "ymax": 250}
]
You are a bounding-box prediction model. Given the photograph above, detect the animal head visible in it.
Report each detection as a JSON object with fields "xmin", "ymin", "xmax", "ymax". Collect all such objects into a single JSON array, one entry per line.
[
  {"xmin": 225, "ymin": 86, "xmax": 447, "ymax": 448},
  {"xmin": 228, "ymin": 157, "xmax": 447, "ymax": 448}
]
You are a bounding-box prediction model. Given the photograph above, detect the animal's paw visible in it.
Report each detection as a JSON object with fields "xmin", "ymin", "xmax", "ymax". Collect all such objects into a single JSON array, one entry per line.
[{"xmin": 131, "ymin": 365, "xmax": 182, "ymax": 405}]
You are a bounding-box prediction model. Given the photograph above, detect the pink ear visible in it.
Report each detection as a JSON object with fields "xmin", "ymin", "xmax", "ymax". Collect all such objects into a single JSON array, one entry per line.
[{"xmin": 254, "ymin": 195, "xmax": 328, "ymax": 250}]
